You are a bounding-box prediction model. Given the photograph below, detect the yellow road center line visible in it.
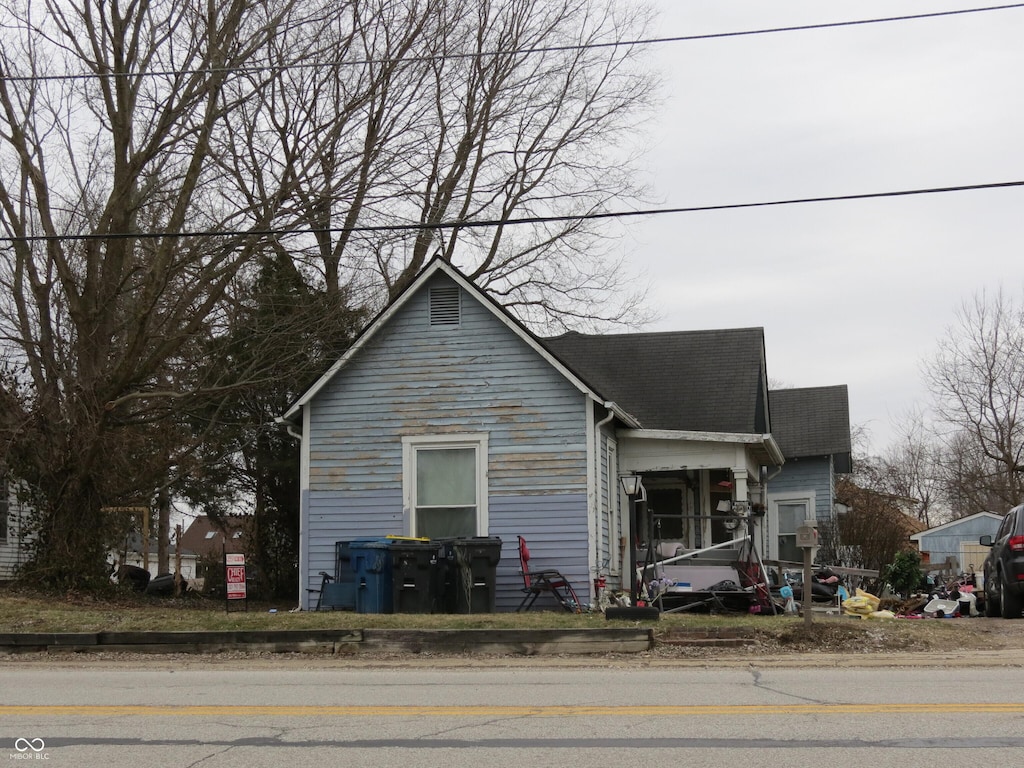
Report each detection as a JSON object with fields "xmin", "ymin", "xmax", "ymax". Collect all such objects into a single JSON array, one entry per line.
[{"xmin": 1, "ymin": 703, "xmax": 1022, "ymax": 717}]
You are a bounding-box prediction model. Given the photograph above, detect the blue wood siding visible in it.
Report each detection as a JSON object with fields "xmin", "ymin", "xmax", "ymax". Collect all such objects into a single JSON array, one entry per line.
[
  {"xmin": 302, "ymin": 273, "xmax": 592, "ymax": 609},
  {"xmin": 490, "ymin": 493, "xmax": 589, "ymax": 610},
  {"xmin": 304, "ymin": 489, "xmax": 404, "ymax": 591},
  {"xmin": 769, "ymin": 457, "xmax": 833, "ymax": 520}
]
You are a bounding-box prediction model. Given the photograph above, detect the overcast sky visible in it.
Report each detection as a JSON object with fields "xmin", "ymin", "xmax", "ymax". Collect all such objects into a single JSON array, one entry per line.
[{"xmin": 626, "ymin": 1, "xmax": 1024, "ymax": 455}]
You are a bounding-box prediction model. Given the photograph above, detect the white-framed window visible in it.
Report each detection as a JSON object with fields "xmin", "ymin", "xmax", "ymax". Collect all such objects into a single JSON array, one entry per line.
[
  {"xmin": 769, "ymin": 493, "xmax": 816, "ymax": 563},
  {"xmin": 403, "ymin": 434, "xmax": 488, "ymax": 538}
]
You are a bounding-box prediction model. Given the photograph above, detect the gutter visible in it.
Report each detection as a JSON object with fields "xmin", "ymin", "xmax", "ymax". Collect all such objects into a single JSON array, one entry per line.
[{"xmin": 274, "ymin": 414, "xmax": 302, "ymax": 441}]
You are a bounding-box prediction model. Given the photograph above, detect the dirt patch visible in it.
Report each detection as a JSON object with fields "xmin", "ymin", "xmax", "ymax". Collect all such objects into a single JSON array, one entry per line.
[
  {"xmin": 644, "ymin": 615, "xmax": 1024, "ymax": 660},
  {"xmin": 772, "ymin": 622, "xmax": 921, "ymax": 653}
]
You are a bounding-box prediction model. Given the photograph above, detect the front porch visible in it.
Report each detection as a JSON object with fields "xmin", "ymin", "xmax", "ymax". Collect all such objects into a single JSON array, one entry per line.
[{"xmin": 616, "ymin": 429, "xmax": 783, "ymax": 612}]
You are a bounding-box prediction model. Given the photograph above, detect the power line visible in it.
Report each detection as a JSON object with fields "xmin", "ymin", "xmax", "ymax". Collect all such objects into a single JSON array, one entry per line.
[
  {"xmin": 3, "ymin": 4, "xmax": 1022, "ymax": 84},
  {"xmin": 4, "ymin": 179, "xmax": 1023, "ymax": 244}
]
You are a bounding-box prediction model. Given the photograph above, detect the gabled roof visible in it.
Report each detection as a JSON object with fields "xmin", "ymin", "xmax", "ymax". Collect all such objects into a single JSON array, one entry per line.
[
  {"xmin": 281, "ymin": 257, "xmax": 641, "ymax": 427},
  {"xmin": 909, "ymin": 511, "xmax": 1003, "ymax": 541},
  {"xmin": 280, "ymin": 257, "xmax": 778, "ymax": 449},
  {"xmin": 768, "ymin": 385, "xmax": 852, "ymax": 471},
  {"xmin": 178, "ymin": 515, "xmax": 249, "ymax": 556},
  {"xmin": 543, "ymin": 328, "xmax": 770, "ymax": 434}
]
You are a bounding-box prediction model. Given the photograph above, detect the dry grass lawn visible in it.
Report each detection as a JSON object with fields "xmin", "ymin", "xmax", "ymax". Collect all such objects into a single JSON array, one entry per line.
[{"xmin": 3, "ymin": 582, "xmax": 1023, "ymax": 660}]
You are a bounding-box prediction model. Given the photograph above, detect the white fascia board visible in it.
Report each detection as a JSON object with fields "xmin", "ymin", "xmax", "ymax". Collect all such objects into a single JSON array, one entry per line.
[{"xmin": 619, "ymin": 428, "xmax": 784, "ymax": 466}]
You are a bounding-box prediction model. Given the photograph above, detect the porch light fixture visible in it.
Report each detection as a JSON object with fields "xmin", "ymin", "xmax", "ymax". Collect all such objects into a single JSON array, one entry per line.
[
  {"xmin": 620, "ymin": 475, "xmax": 642, "ymax": 497},
  {"xmin": 606, "ymin": 474, "xmax": 659, "ymax": 620},
  {"xmin": 619, "ymin": 474, "xmax": 646, "ymax": 608}
]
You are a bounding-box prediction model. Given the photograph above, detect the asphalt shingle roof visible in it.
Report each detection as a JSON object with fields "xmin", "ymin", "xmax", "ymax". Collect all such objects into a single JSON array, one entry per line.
[
  {"xmin": 543, "ymin": 328, "xmax": 769, "ymax": 434},
  {"xmin": 768, "ymin": 385, "xmax": 852, "ymax": 464}
]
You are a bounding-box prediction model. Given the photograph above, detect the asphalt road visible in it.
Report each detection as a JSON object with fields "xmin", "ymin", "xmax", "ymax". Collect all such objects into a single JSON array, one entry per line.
[{"xmin": 2, "ymin": 662, "xmax": 1023, "ymax": 767}]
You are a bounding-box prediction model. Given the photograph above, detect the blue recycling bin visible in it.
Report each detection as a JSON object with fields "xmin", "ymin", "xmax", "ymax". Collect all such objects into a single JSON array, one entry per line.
[{"xmin": 350, "ymin": 539, "xmax": 394, "ymax": 614}]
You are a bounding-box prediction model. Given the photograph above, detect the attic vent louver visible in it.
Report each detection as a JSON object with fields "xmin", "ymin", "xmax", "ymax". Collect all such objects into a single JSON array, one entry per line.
[{"xmin": 429, "ymin": 285, "xmax": 461, "ymax": 326}]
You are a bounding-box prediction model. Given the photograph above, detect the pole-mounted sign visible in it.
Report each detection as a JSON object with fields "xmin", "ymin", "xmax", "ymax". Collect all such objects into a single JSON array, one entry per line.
[
  {"xmin": 797, "ymin": 520, "xmax": 819, "ymax": 627},
  {"xmin": 225, "ymin": 551, "xmax": 247, "ymax": 612}
]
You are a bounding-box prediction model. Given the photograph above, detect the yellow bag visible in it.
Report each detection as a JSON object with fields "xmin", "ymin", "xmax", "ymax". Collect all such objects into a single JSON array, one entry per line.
[
  {"xmin": 855, "ymin": 588, "xmax": 881, "ymax": 610},
  {"xmin": 841, "ymin": 595, "xmax": 874, "ymax": 618}
]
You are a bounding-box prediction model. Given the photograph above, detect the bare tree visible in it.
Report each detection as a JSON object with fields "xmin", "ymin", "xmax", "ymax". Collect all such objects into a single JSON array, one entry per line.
[
  {"xmin": 236, "ymin": 0, "xmax": 658, "ymax": 332},
  {"xmin": 0, "ymin": 0, "xmax": 302, "ymax": 585},
  {"xmin": 924, "ymin": 288, "xmax": 1024, "ymax": 515},
  {"xmin": 1, "ymin": 0, "xmax": 660, "ymax": 588},
  {"xmin": 833, "ymin": 476, "xmax": 920, "ymax": 574},
  {"xmin": 872, "ymin": 409, "xmax": 944, "ymax": 528}
]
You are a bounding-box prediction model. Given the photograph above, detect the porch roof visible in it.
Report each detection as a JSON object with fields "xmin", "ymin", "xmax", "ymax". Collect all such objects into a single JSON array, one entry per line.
[{"xmin": 618, "ymin": 428, "xmax": 785, "ymax": 467}]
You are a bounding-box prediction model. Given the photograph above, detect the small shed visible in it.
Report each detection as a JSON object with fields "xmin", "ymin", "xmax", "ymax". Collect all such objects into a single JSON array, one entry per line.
[{"xmin": 910, "ymin": 512, "xmax": 1003, "ymax": 580}]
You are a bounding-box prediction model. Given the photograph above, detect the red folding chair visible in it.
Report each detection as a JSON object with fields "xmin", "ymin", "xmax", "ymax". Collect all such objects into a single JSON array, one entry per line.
[{"xmin": 516, "ymin": 535, "xmax": 581, "ymax": 612}]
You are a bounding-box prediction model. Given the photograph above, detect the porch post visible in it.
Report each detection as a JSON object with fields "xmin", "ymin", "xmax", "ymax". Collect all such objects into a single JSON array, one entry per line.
[
  {"xmin": 731, "ymin": 468, "xmax": 748, "ymax": 505},
  {"xmin": 619, "ymin": 475, "xmax": 645, "ymax": 606}
]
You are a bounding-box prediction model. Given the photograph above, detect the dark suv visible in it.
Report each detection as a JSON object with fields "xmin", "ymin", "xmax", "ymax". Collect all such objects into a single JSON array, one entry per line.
[{"xmin": 981, "ymin": 504, "xmax": 1024, "ymax": 618}]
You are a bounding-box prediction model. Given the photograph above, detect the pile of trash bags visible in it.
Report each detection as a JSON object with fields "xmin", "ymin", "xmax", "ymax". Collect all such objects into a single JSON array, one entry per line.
[{"xmin": 841, "ymin": 588, "xmax": 896, "ymax": 620}]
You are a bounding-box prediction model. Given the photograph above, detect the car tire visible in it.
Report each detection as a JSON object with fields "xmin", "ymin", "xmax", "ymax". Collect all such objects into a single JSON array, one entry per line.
[
  {"xmin": 984, "ymin": 586, "xmax": 1000, "ymax": 617},
  {"xmin": 999, "ymin": 571, "xmax": 1023, "ymax": 619}
]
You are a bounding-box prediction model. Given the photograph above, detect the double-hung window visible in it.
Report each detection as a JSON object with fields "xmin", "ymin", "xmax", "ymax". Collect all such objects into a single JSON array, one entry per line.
[
  {"xmin": 770, "ymin": 494, "xmax": 815, "ymax": 563},
  {"xmin": 403, "ymin": 434, "xmax": 488, "ymax": 538}
]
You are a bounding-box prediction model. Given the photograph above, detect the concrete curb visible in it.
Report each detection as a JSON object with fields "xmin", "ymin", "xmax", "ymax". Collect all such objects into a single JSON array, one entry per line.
[{"xmin": 0, "ymin": 628, "xmax": 654, "ymax": 656}]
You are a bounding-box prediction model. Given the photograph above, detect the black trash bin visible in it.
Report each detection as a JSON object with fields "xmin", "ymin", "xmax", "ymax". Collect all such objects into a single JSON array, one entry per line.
[
  {"xmin": 389, "ymin": 539, "xmax": 441, "ymax": 613},
  {"xmin": 441, "ymin": 537, "xmax": 502, "ymax": 613}
]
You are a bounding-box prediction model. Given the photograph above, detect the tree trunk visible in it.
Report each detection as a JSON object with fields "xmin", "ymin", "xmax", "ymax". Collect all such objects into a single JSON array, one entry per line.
[{"xmin": 158, "ymin": 485, "xmax": 171, "ymax": 575}]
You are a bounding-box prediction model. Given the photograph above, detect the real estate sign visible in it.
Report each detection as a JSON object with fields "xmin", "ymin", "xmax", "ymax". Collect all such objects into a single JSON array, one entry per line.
[{"xmin": 225, "ymin": 553, "xmax": 246, "ymax": 600}]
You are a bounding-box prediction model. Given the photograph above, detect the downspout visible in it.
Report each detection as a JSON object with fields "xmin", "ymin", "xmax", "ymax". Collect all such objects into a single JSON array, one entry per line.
[
  {"xmin": 593, "ymin": 403, "xmax": 617, "ymax": 603},
  {"xmin": 274, "ymin": 414, "xmax": 302, "ymax": 442}
]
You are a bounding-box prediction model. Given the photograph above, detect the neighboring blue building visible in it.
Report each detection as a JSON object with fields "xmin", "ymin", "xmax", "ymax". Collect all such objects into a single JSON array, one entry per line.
[
  {"xmin": 281, "ymin": 258, "xmax": 805, "ymax": 610},
  {"xmin": 910, "ymin": 511, "xmax": 1002, "ymax": 580},
  {"xmin": 765, "ymin": 386, "xmax": 852, "ymax": 563}
]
